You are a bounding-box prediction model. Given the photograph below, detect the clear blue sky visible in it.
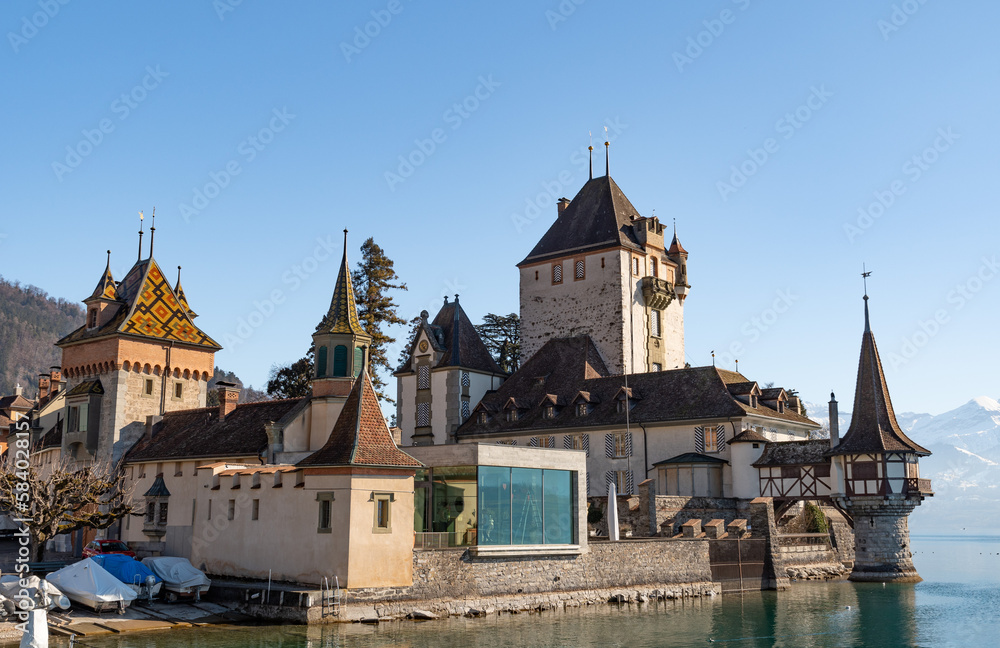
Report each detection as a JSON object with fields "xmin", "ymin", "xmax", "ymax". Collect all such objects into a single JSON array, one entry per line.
[{"xmin": 1, "ymin": 1, "xmax": 997, "ymax": 416}]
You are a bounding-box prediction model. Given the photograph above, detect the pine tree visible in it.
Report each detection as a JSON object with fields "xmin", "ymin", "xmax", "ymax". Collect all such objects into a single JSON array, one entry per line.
[{"xmin": 352, "ymin": 239, "xmax": 407, "ymax": 404}]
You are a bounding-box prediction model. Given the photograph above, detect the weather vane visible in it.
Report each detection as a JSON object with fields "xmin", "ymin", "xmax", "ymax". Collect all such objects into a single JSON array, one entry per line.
[{"xmin": 862, "ymin": 263, "xmax": 872, "ymax": 297}]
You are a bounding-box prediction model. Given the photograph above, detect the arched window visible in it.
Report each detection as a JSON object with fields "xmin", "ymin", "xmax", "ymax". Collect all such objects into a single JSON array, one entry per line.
[
  {"xmin": 353, "ymin": 347, "xmax": 364, "ymax": 377},
  {"xmin": 317, "ymin": 346, "xmax": 328, "ymax": 377},
  {"xmin": 333, "ymin": 345, "xmax": 348, "ymax": 377}
]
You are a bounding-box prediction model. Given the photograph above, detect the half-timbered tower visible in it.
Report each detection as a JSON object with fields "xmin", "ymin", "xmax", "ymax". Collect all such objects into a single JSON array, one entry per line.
[{"xmin": 829, "ymin": 294, "xmax": 932, "ymax": 582}]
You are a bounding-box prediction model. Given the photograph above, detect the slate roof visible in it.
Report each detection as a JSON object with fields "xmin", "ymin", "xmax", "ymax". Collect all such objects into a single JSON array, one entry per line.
[
  {"xmin": 315, "ymin": 236, "xmax": 369, "ymax": 337},
  {"xmin": 753, "ymin": 440, "xmax": 831, "ymax": 467},
  {"xmin": 396, "ymin": 298, "xmax": 504, "ymax": 375},
  {"xmin": 457, "ymin": 336, "xmax": 819, "ymax": 437},
  {"xmin": 143, "ymin": 474, "xmax": 171, "ymax": 497},
  {"xmin": 298, "ymin": 371, "xmax": 421, "ymax": 469},
  {"xmin": 125, "ymin": 397, "xmax": 308, "ymax": 462},
  {"xmin": 66, "ymin": 380, "xmax": 104, "ymax": 397},
  {"xmin": 729, "ymin": 429, "xmax": 770, "ymax": 444},
  {"xmin": 519, "ymin": 176, "xmax": 644, "ymax": 266},
  {"xmin": 0, "ymin": 395, "xmax": 33, "ymax": 411},
  {"xmin": 652, "ymin": 452, "xmax": 728, "ymax": 466},
  {"xmin": 829, "ymin": 298, "xmax": 930, "ymax": 456},
  {"xmin": 57, "ymin": 257, "xmax": 220, "ymax": 350}
]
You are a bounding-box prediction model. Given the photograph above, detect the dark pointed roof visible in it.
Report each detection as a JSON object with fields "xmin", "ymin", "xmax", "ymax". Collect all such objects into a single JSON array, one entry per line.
[
  {"xmin": 829, "ymin": 298, "xmax": 930, "ymax": 456},
  {"xmin": 58, "ymin": 257, "xmax": 220, "ymax": 350},
  {"xmin": 395, "ymin": 299, "xmax": 504, "ymax": 375},
  {"xmin": 86, "ymin": 253, "xmax": 117, "ymax": 302},
  {"xmin": 668, "ymin": 232, "xmax": 687, "ymax": 256},
  {"xmin": 519, "ymin": 176, "xmax": 644, "ymax": 266},
  {"xmin": 143, "ymin": 474, "xmax": 171, "ymax": 497},
  {"xmin": 315, "ymin": 236, "xmax": 369, "ymax": 337},
  {"xmin": 298, "ymin": 371, "xmax": 421, "ymax": 468}
]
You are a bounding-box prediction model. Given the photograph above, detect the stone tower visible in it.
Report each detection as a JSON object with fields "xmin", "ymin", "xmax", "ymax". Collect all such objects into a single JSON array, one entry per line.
[
  {"xmin": 56, "ymin": 248, "xmax": 219, "ymax": 464},
  {"xmin": 829, "ymin": 294, "xmax": 933, "ymax": 582},
  {"xmin": 310, "ymin": 231, "xmax": 373, "ymax": 445},
  {"xmin": 518, "ymin": 173, "xmax": 689, "ymax": 375},
  {"xmin": 394, "ymin": 296, "xmax": 506, "ymax": 446}
]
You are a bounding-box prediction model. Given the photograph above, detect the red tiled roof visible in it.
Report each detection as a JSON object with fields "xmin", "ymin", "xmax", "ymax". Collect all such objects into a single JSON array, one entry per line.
[{"xmin": 298, "ymin": 371, "xmax": 421, "ymax": 468}]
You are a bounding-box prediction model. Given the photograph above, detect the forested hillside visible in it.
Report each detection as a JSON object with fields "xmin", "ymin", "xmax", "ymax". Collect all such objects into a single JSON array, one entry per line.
[{"xmin": 0, "ymin": 277, "xmax": 85, "ymax": 397}]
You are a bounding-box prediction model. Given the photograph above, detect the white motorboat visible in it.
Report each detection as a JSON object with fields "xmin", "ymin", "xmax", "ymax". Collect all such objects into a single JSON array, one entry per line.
[
  {"xmin": 0, "ymin": 574, "xmax": 70, "ymax": 611},
  {"xmin": 45, "ymin": 559, "xmax": 137, "ymax": 613},
  {"xmin": 141, "ymin": 557, "xmax": 211, "ymax": 602}
]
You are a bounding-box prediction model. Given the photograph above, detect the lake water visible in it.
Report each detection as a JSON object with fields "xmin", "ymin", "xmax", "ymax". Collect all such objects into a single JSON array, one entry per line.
[{"xmin": 54, "ymin": 535, "xmax": 1000, "ymax": 648}]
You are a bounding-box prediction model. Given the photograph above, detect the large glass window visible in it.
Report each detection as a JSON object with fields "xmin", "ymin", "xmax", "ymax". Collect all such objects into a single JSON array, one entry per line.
[{"xmin": 478, "ymin": 467, "xmax": 576, "ymax": 546}]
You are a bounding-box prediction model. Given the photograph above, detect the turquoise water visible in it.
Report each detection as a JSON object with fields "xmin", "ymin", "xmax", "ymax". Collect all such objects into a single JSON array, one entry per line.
[{"xmin": 56, "ymin": 536, "xmax": 1000, "ymax": 648}]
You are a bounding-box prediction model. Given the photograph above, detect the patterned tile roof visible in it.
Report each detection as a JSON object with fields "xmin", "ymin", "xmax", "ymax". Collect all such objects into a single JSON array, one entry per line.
[
  {"xmin": 458, "ymin": 336, "xmax": 819, "ymax": 437},
  {"xmin": 315, "ymin": 237, "xmax": 369, "ymax": 337},
  {"xmin": 298, "ymin": 371, "xmax": 421, "ymax": 468},
  {"xmin": 58, "ymin": 258, "xmax": 220, "ymax": 350},
  {"xmin": 86, "ymin": 254, "xmax": 117, "ymax": 302},
  {"xmin": 829, "ymin": 299, "xmax": 930, "ymax": 456},
  {"xmin": 519, "ymin": 176, "xmax": 644, "ymax": 266},
  {"xmin": 125, "ymin": 397, "xmax": 308, "ymax": 462}
]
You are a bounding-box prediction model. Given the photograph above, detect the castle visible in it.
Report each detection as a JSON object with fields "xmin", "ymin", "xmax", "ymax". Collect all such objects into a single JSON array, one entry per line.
[{"xmin": 13, "ymin": 151, "xmax": 932, "ymax": 586}]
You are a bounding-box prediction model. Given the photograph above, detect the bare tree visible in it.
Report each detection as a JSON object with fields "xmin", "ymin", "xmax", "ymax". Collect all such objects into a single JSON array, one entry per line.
[{"xmin": 0, "ymin": 461, "xmax": 137, "ymax": 561}]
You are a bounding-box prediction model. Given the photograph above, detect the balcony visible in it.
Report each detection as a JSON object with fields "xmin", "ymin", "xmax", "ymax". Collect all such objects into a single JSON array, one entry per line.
[
  {"xmin": 640, "ymin": 277, "xmax": 675, "ymax": 310},
  {"xmin": 904, "ymin": 477, "xmax": 933, "ymax": 496}
]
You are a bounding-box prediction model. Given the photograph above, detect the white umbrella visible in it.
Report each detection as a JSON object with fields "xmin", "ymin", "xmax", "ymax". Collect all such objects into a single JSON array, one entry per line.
[{"xmin": 607, "ymin": 481, "xmax": 620, "ymax": 541}]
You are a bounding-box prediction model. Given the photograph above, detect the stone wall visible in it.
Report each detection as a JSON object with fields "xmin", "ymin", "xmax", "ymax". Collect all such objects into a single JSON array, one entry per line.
[{"xmin": 588, "ymin": 493, "xmax": 746, "ymax": 538}]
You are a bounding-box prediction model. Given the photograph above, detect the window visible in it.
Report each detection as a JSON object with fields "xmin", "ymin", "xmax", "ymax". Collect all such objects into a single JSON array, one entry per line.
[
  {"xmin": 317, "ymin": 499, "xmax": 332, "ymax": 533},
  {"xmin": 613, "ymin": 432, "xmax": 631, "ymax": 458},
  {"xmin": 576, "ymin": 403, "xmax": 588, "ymax": 417},
  {"xmin": 478, "ymin": 467, "xmax": 575, "ymax": 546},
  {"xmin": 538, "ymin": 436, "xmax": 554, "ymax": 448},
  {"xmin": 571, "ymin": 434, "xmax": 589, "ymax": 456},
  {"xmin": 650, "ymin": 310, "xmax": 661, "ymax": 337},
  {"xmin": 174, "ymin": 462, "xmax": 183, "ymax": 477},
  {"xmin": 227, "ymin": 499, "xmax": 236, "ymax": 521},
  {"xmin": 333, "ymin": 345, "xmax": 348, "ymax": 377},
  {"xmin": 543, "ymin": 406, "xmax": 555, "ymax": 419},
  {"xmin": 478, "ymin": 411, "xmax": 488, "ymax": 424},
  {"xmin": 158, "ymin": 502, "xmax": 168, "ymax": 524},
  {"xmin": 354, "ymin": 346, "xmax": 364, "ymax": 377},
  {"xmin": 535, "ymin": 270, "xmax": 539, "ymax": 281},
  {"xmin": 614, "ymin": 470, "xmax": 631, "ymax": 495},
  {"xmin": 145, "ymin": 505, "xmax": 155, "ymax": 524},
  {"xmin": 68, "ymin": 404, "xmax": 87, "ymax": 433},
  {"xmin": 650, "ymin": 257, "xmax": 658, "ymax": 277},
  {"xmin": 416, "ymin": 402, "xmax": 430, "ymax": 427},
  {"xmin": 705, "ymin": 425, "xmax": 719, "ymax": 453},
  {"xmin": 143, "ymin": 378, "xmax": 154, "ymax": 396},
  {"xmin": 652, "ymin": 362, "xmax": 662, "ymax": 372},
  {"xmin": 207, "ymin": 499, "xmax": 212, "ymax": 520},
  {"xmin": 417, "ymin": 365, "xmax": 430, "ymax": 389},
  {"xmin": 574, "ymin": 259, "xmax": 585, "ymax": 280},
  {"xmin": 252, "ymin": 499, "xmax": 259, "ymax": 521},
  {"xmin": 373, "ymin": 493, "xmax": 392, "ymax": 532},
  {"xmin": 552, "ymin": 263, "xmax": 563, "ymax": 284},
  {"xmin": 852, "ymin": 462, "xmax": 878, "ymax": 480},
  {"xmin": 750, "ymin": 395, "xmax": 758, "ymax": 408},
  {"xmin": 505, "ymin": 409, "xmax": 519, "ymax": 422},
  {"xmin": 173, "ymin": 382, "xmax": 183, "ymax": 400},
  {"xmin": 778, "ymin": 401, "xmax": 785, "ymax": 413},
  {"xmin": 317, "ymin": 346, "xmax": 328, "ymax": 377},
  {"xmin": 87, "ymin": 308, "xmax": 98, "ymax": 329},
  {"xmin": 632, "ymin": 257, "xmax": 640, "ymax": 275}
]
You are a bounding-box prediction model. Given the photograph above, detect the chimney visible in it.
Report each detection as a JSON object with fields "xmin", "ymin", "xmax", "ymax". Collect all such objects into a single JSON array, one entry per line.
[
  {"xmin": 14, "ymin": 384, "xmax": 22, "ymax": 397},
  {"xmin": 145, "ymin": 414, "xmax": 164, "ymax": 441},
  {"xmin": 38, "ymin": 374, "xmax": 50, "ymax": 401},
  {"xmin": 217, "ymin": 381, "xmax": 240, "ymax": 420},
  {"xmin": 49, "ymin": 366, "xmax": 62, "ymax": 394},
  {"xmin": 829, "ymin": 392, "xmax": 839, "ymax": 449},
  {"xmin": 557, "ymin": 197, "xmax": 571, "ymax": 215}
]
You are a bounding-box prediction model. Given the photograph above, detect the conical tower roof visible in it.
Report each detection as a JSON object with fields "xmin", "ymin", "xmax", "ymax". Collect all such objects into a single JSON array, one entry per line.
[
  {"xmin": 315, "ymin": 232, "xmax": 370, "ymax": 337},
  {"xmin": 174, "ymin": 266, "xmax": 197, "ymax": 318},
  {"xmin": 298, "ymin": 370, "xmax": 421, "ymax": 468},
  {"xmin": 830, "ymin": 297, "xmax": 930, "ymax": 456},
  {"xmin": 86, "ymin": 251, "xmax": 118, "ymax": 302}
]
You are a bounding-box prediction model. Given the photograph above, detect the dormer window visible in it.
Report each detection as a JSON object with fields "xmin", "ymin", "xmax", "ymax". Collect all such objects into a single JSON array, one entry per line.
[
  {"xmin": 87, "ymin": 308, "xmax": 98, "ymax": 329},
  {"xmin": 478, "ymin": 411, "xmax": 488, "ymax": 425},
  {"xmin": 543, "ymin": 406, "xmax": 555, "ymax": 419},
  {"xmin": 750, "ymin": 395, "xmax": 758, "ymax": 408},
  {"xmin": 505, "ymin": 409, "xmax": 519, "ymax": 422},
  {"xmin": 778, "ymin": 401, "xmax": 785, "ymax": 414},
  {"xmin": 576, "ymin": 403, "xmax": 588, "ymax": 417}
]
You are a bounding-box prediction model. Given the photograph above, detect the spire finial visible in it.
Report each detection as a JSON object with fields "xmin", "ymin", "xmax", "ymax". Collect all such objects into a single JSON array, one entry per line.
[
  {"xmin": 454, "ymin": 294, "xmax": 459, "ymax": 303},
  {"xmin": 106, "ymin": 249, "xmax": 111, "ymax": 268},
  {"xmin": 604, "ymin": 126, "xmax": 610, "ymax": 176},
  {"xmin": 137, "ymin": 211, "xmax": 144, "ymax": 262},
  {"xmin": 673, "ymin": 218, "xmax": 677, "ymax": 237},
  {"xmin": 176, "ymin": 265, "xmax": 182, "ymax": 286},
  {"xmin": 711, "ymin": 350, "xmax": 715, "ymax": 367},
  {"xmin": 148, "ymin": 207, "xmax": 156, "ymax": 257},
  {"xmin": 862, "ymin": 264, "xmax": 872, "ymax": 332},
  {"xmin": 735, "ymin": 358, "xmax": 738, "ymax": 373},
  {"xmin": 588, "ymin": 130, "xmax": 594, "ymax": 180}
]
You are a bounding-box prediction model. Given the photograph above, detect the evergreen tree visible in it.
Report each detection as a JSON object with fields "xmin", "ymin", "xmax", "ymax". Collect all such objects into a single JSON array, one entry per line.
[
  {"xmin": 475, "ymin": 312, "xmax": 520, "ymax": 374},
  {"xmin": 265, "ymin": 344, "xmax": 315, "ymax": 399},
  {"xmin": 352, "ymin": 238, "xmax": 407, "ymax": 404},
  {"xmin": 396, "ymin": 315, "xmax": 422, "ymax": 370}
]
